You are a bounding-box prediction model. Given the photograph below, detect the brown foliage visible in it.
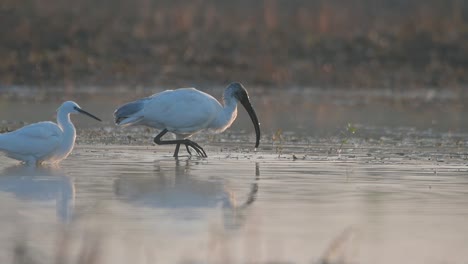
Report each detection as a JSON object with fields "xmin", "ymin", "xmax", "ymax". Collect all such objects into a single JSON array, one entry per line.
[{"xmin": 0, "ymin": 0, "xmax": 467, "ymax": 89}]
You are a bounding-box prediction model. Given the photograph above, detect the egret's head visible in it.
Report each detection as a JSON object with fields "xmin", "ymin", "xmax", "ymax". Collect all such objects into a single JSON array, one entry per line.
[
  {"xmin": 58, "ymin": 101, "xmax": 81, "ymax": 113},
  {"xmin": 58, "ymin": 101, "xmax": 102, "ymax": 121}
]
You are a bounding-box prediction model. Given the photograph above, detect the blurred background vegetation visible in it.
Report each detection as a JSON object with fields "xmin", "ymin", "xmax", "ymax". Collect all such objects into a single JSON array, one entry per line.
[{"xmin": 1, "ymin": 0, "xmax": 468, "ymax": 90}]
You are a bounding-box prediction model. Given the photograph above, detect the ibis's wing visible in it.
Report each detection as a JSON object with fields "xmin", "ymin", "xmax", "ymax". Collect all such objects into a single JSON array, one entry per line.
[
  {"xmin": 143, "ymin": 88, "xmax": 221, "ymax": 133},
  {"xmin": 0, "ymin": 122, "xmax": 62, "ymax": 157}
]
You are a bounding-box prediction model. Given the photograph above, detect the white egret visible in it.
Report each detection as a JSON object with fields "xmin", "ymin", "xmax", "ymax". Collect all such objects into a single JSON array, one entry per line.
[
  {"xmin": 0, "ymin": 101, "xmax": 101, "ymax": 165},
  {"xmin": 114, "ymin": 82, "xmax": 260, "ymax": 157}
]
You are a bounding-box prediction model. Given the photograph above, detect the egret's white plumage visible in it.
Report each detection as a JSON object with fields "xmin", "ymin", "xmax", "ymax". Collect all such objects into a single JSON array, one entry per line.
[
  {"xmin": 0, "ymin": 101, "xmax": 101, "ymax": 165},
  {"xmin": 114, "ymin": 82, "xmax": 260, "ymax": 157}
]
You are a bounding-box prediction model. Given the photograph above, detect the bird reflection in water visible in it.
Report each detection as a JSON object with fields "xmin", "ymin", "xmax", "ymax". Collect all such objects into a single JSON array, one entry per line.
[
  {"xmin": 221, "ymin": 162, "xmax": 259, "ymax": 230},
  {"xmin": 0, "ymin": 164, "xmax": 75, "ymax": 222},
  {"xmin": 113, "ymin": 160, "xmax": 260, "ymax": 230}
]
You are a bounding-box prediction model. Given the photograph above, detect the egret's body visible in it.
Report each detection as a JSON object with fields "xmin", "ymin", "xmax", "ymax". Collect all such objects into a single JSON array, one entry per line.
[
  {"xmin": 0, "ymin": 101, "xmax": 101, "ymax": 165},
  {"xmin": 114, "ymin": 82, "xmax": 260, "ymax": 157}
]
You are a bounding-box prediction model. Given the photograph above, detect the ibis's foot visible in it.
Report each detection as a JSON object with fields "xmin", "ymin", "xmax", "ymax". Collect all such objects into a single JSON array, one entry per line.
[
  {"xmin": 173, "ymin": 140, "xmax": 207, "ymax": 158},
  {"xmin": 182, "ymin": 140, "xmax": 207, "ymax": 158},
  {"xmin": 184, "ymin": 144, "xmax": 192, "ymax": 156},
  {"xmin": 154, "ymin": 129, "xmax": 208, "ymax": 158}
]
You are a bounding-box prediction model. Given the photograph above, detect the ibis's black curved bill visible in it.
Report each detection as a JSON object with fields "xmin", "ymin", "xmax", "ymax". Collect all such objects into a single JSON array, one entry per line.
[
  {"xmin": 76, "ymin": 108, "xmax": 102, "ymax": 121},
  {"xmin": 240, "ymin": 98, "xmax": 260, "ymax": 148}
]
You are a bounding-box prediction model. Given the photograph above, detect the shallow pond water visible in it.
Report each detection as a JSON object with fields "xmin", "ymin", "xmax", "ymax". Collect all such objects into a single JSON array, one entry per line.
[{"xmin": 0, "ymin": 88, "xmax": 468, "ymax": 263}]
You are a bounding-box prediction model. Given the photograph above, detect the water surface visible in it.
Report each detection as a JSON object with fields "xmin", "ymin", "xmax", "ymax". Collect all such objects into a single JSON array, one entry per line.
[{"xmin": 0, "ymin": 88, "xmax": 468, "ymax": 263}]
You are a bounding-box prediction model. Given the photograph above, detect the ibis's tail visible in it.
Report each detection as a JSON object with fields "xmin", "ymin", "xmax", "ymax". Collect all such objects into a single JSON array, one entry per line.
[{"xmin": 113, "ymin": 99, "xmax": 147, "ymax": 126}]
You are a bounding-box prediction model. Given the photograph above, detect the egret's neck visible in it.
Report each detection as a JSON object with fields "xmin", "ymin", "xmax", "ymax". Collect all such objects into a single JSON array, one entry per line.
[{"xmin": 57, "ymin": 110, "xmax": 76, "ymax": 138}]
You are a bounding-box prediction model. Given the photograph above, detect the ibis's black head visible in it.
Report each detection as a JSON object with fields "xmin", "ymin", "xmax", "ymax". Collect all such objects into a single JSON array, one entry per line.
[
  {"xmin": 225, "ymin": 82, "xmax": 261, "ymax": 148},
  {"xmin": 227, "ymin": 82, "xmax": 248, "ymax": 101}
]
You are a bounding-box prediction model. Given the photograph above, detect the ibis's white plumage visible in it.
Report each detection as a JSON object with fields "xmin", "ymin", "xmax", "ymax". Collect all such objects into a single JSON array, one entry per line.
[
  {"xmin": 118, "ymin": 88, "xmax": 237, "ymax": 136},
  {"xmin": 114, "ymin": 82, "xmax": 261, "ymax": 157},
  {"xmin": 0, "ymin": 101, "xmax": 101, "ymax": 165}
]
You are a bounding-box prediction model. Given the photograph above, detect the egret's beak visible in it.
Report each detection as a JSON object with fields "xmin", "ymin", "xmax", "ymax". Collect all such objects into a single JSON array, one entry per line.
[
  {"xmin": 240, "ymin": 97, "xmax": 260, "ymax": 148},
  {"xmin": 76, "ymin": 108, "xmax": 102, "ymax": 121}
]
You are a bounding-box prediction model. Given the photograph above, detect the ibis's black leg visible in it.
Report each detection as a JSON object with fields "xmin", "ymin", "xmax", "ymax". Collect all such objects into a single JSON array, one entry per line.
[
  {"xmin": 173, "ymin": 143, "xmax": 181, "ymax": 158},
  {"xmin": 153, "ymin": 129, "xmax": 207, "ymax": 158}
]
